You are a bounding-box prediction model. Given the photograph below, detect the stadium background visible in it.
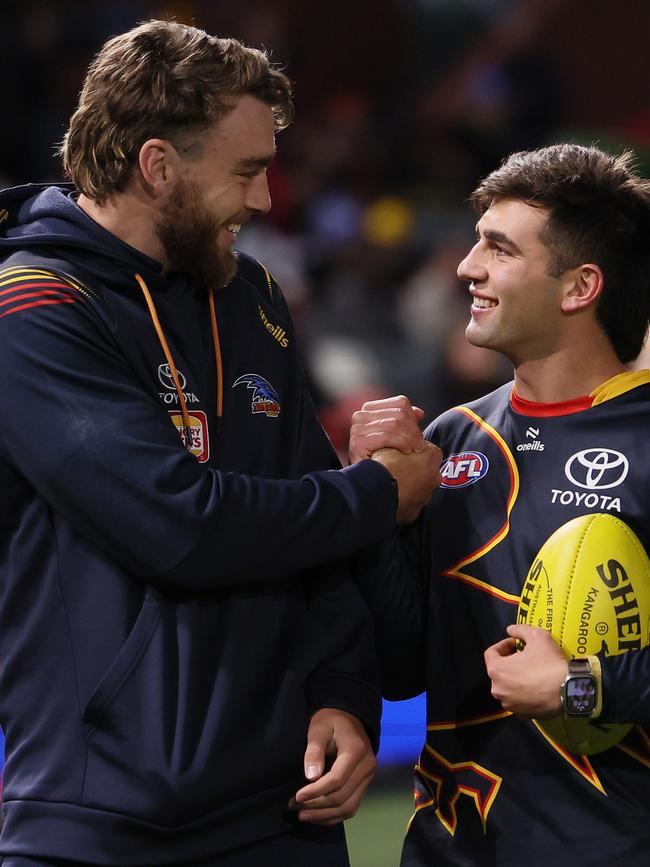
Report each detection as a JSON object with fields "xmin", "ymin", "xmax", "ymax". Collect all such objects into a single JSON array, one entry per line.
[{"xmin": 1, "ymin": 1, "xmax": 649, "ymax": 863}]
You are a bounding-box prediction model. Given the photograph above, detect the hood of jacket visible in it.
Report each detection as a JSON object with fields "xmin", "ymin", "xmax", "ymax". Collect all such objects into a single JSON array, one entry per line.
[{"xmin": 0, "ymin": 183, "xmax": 181, "ymax": 295}]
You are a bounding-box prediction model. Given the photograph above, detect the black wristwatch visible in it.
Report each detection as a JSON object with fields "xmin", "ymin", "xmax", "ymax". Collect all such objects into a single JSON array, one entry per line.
[{"xmin": 561, "ymin": 658, "xmax": 601, "ymax": 718}]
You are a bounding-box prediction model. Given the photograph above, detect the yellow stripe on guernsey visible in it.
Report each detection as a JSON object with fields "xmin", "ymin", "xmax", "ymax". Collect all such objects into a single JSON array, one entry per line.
[
  {"xmin": 442, "ymin": 406, "xmax": 521, "ymax": 605},
  {"xmin": 616, "ymin": 725, "xmax": 650, "ymax": 770},
  {"xmin": 590, "ymin": 368, "xmax": 650, "ymax": 405},
  {"xmin": 531, "ymin": 721, "xmax": 605, "ymax": 794},
  {"xmin": 427, "ymin": 709, "xmax": 513, "ymax": 732}
]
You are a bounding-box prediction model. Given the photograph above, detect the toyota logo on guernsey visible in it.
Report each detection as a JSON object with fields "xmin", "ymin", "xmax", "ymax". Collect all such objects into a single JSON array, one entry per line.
[
  {"xmin": 564, "ymin": 448, "xmax": 629, "ymax": 490},
  {"xmin": 550, "ymin": 447, "xmax": 628, "ymax": 513},
  {"xmin": 440, "ymin": 452, "xmax": 489, "ymax": 488}
]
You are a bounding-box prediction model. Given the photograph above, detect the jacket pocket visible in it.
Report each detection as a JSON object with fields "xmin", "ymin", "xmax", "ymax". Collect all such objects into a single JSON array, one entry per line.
[{"xmin": 82, "ymin": 592, "xmax": 161, "ymax": 733}]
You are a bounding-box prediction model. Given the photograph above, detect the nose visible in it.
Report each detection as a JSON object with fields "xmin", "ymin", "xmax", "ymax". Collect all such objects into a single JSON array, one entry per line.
[
  {"xmin": 457, "ymin": 243, "xmax": 487, "ymax": 284},
  {"xmin": 246, "ymin": 171, "xmax": 272, "ymax": 215}
]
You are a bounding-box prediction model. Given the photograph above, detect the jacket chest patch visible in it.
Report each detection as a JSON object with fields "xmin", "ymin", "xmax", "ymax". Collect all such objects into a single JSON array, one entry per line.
[
  {"xmin": 169, "ymin": 410, "xmax": 210, "ymax": 462},
  {"xmin": 233, "ymin": 373, "xmax": 281, "ymax": 418}
]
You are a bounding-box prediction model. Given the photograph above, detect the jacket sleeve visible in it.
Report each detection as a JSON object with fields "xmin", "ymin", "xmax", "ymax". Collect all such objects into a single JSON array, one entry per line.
[
  {"xmin": 354, "ymin": 523, "xmax": 427, "ymax": 701},
  {"xmin": 0, "ymin": 280, "xmax": 397, "ymax": 590},
  {"xmin": 303, "ymin": 561, "xmax": 382, "ymax": 751},
  {"xmin": 353, "ymin": 417, "xmax": 443, "ymax": 701},
  {"xmin": 599, "ymin": 647, "xmax": 650, "ymax": 723}
]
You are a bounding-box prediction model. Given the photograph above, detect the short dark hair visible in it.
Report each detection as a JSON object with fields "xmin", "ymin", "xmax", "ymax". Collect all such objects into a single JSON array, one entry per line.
[
  {"xmin": 471, "ymin": 143, "xmax": 650, "ymax": 363},
  {"xmin": 61, "ymin": 20, "xmax": 294, "ymax": 203}
]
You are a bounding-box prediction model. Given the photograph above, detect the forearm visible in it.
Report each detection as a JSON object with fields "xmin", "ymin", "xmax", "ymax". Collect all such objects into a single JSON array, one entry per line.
[
  {"xmin": 303, "ymin": 564, "xmax": 382, "ymax": 751},
  {"xmin": 155, "ymin": 461, "xmax": 397, "ymax": 590},
  {"xmin": 354, "ymin": 533, "xmax": 426, "ymax": 700}
]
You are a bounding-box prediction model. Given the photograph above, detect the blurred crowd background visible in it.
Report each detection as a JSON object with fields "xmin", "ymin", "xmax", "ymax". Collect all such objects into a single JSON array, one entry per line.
[{"xmin": 2, "ymin": 0, "xmax": 649, "ymax": 460}]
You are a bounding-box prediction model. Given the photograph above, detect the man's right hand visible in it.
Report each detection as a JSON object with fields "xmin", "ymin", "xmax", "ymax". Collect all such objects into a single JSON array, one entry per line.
[
  {"xmin": 372, "ymin": 443, "xmax": 442, "ymax": 523},
  {"xmin": 349, "ymin": 396, "xmax": 425, "ymax": 463}
]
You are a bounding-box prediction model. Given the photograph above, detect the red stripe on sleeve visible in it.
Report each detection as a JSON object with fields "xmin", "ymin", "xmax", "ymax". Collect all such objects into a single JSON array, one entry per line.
[
  {"xmin": 0, "ymin": 290, "xmax": 74, "ymax": 307},
  {"xmin": 0, "ymin": 298, "xmax": 77, "ymax": 319},
  {"xmin": 0, "ymin": 280, "xmax": 76, "ymax": 297}
]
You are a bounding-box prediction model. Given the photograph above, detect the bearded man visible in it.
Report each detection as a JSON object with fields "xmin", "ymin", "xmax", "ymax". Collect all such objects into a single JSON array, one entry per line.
[{"xmin": 0, "ymin": 19, "xmax": 440, "ymax": 866}]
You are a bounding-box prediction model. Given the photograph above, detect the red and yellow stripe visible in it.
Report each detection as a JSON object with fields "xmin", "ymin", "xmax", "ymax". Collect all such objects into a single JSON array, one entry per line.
[
  {"xmin": 441, "ymin": 405, "xmax": 520, "ymax": 605},
  {"xmin": 0, "ymin": 266, "xmax": 85, "ymax": 319}
]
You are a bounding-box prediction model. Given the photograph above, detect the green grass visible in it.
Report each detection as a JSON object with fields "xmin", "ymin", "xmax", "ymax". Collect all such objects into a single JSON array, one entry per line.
[{"xmin": 346, "ymin": 766, "xmax": 414, "ymax": 867}]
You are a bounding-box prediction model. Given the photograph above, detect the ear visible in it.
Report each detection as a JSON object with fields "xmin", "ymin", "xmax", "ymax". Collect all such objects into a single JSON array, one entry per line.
[
  {"xmin": 560, "ymin": 264, "xmax": 604, "ymax": 314},
  {"xmin": 137, "ymin": 139, "xmax": 182, "ymax": 197}
]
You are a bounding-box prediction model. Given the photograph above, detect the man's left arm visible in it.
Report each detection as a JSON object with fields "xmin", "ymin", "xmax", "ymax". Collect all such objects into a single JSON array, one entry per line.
[{"xmin": 290, "ymin": 563, "xmax": 381, "ymax": 824}]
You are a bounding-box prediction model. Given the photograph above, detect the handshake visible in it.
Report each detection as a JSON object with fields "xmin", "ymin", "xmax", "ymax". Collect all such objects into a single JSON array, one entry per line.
[{"xmin": 348, "ymin": 395, "xmax": 442, "ymax": 524}]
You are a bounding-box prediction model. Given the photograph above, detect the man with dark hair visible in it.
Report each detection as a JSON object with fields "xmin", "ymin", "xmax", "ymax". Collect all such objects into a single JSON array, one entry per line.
[
  {"xmin": 0, "ymin": 19, "xmax": 441, "ymax": 866},
  {"xmin": 352, "ymin": 143, "xmax": 650, "ymax": 866}
]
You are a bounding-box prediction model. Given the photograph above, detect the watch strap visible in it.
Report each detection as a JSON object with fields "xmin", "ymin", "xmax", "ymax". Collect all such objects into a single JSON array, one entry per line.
[{"xmin": 586, "ymin": 654, "xmax": 602, "ymax": 719}]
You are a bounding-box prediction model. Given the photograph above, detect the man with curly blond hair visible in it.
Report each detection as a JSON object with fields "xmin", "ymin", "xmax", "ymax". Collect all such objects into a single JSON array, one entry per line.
[{"xmin": 0, "ymin": 19, "xmax": 440, "ymax": 866}]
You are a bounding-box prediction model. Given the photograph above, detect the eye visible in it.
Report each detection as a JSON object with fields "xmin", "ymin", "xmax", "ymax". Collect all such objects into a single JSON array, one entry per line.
[{"xmin": 237, "ymin": 167, "xmax": 267, "ymax": 181}]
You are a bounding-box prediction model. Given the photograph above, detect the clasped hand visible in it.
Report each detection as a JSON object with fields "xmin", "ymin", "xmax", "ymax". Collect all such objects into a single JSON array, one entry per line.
[{"xmin": 349, "ymin": 395, "xmax": 442, "ymax": 523}]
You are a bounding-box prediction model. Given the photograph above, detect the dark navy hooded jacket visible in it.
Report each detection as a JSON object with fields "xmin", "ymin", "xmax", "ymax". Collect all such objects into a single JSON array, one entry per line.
[{"xmin": 0, "ymin": 185, "xmax": 397, "ymax": 862}]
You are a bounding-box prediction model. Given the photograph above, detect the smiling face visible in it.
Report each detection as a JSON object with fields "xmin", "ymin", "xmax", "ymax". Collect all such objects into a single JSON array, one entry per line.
[
  {"xmin": 155, "ymin": 94, "xmax": 276, "ymax": 290},
  {"xmin": 457, "ymin": 198, "xmax": 572, "ymax": 366}
]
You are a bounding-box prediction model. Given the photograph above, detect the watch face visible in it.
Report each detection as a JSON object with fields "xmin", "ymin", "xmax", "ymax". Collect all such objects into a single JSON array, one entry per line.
[{"xmin": 566, "ymin": 676, "xmax": 597, "ymax": 715}]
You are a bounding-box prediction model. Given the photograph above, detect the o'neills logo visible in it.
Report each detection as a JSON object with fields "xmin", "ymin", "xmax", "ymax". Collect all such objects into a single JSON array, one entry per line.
[
  {"xmin": 517, "ymin": 441, "xmax": 544, "ymax": 452},
  {"xmin": 259, "ymin": 305, "xmax": 289, "ymax": 348},
  {"xmin": 595, "ymin": 559, "xmax": 641, "ymax": 653}
]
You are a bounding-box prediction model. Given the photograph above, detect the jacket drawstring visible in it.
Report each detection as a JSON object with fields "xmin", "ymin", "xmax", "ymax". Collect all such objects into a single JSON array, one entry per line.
[{"xmin": 135, "ymin": 273, "xmax": 223, "ymax": 453}]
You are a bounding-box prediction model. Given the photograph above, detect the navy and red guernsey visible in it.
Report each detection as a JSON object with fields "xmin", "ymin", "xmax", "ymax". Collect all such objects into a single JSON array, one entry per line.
[
  {"xmin": 358, "ymin": 372, "xmax": 650, "ymax": 867},
  {"xmin": 0, "ymin": 184, "xmax": 397, "ymax": 862}
]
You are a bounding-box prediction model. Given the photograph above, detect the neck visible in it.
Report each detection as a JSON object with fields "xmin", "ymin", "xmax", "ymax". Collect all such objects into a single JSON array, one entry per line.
[
  {"xmin": 512, "ymin": 341, "xmax": 626, "ymax": 403},
  {"xmin": 77, "ymin": 190, "xmax": 168, "ymax": 267}
]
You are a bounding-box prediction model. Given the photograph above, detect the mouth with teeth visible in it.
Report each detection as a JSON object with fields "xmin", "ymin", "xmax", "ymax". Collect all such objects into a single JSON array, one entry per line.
[
  {"xmin": 472, "ymin": 296, "xmax": 498, "ymax": 309},
  {"xmin": 219, "ymin": 222, "xmax": 243, "ymax": 247}
]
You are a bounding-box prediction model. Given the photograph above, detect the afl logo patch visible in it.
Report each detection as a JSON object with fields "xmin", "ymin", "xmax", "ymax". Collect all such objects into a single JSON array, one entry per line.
[{"xmin": 440, "ymin": 451, "xmax": 489, "ymax": 488}]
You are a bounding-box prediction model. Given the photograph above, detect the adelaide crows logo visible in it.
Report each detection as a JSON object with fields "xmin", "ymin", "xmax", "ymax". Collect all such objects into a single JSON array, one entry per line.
[{"xmin": 232, "ymin": 373, "xmax": 281, "ymax": 418}]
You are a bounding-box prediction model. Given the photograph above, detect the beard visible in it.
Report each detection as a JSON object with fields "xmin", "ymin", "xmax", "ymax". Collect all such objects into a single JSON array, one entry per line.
[{"xmin": 155, "ymin": 178, "xmax": 238, "ymax": 292}]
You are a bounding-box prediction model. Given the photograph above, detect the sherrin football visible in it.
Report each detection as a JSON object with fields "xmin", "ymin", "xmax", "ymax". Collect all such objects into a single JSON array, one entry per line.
[{"xmin": 517, "ymin": 513, "xmax": 650, "ymax": 755}]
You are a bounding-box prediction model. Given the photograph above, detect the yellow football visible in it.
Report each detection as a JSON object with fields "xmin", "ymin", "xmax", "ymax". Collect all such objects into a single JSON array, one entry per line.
[{"xmin": 517, "ymin": 513, "xmax": 650, "ymax": 754}]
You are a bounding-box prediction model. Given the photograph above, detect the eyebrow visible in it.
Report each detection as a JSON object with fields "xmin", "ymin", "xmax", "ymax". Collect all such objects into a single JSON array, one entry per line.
[
  {"xmin": 234, "ymin": 152, "xmax": 276, "ymax": 171},
  {"xmin": 477, "ymin": 226, "xmax": 523, "ymax": 255}
]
